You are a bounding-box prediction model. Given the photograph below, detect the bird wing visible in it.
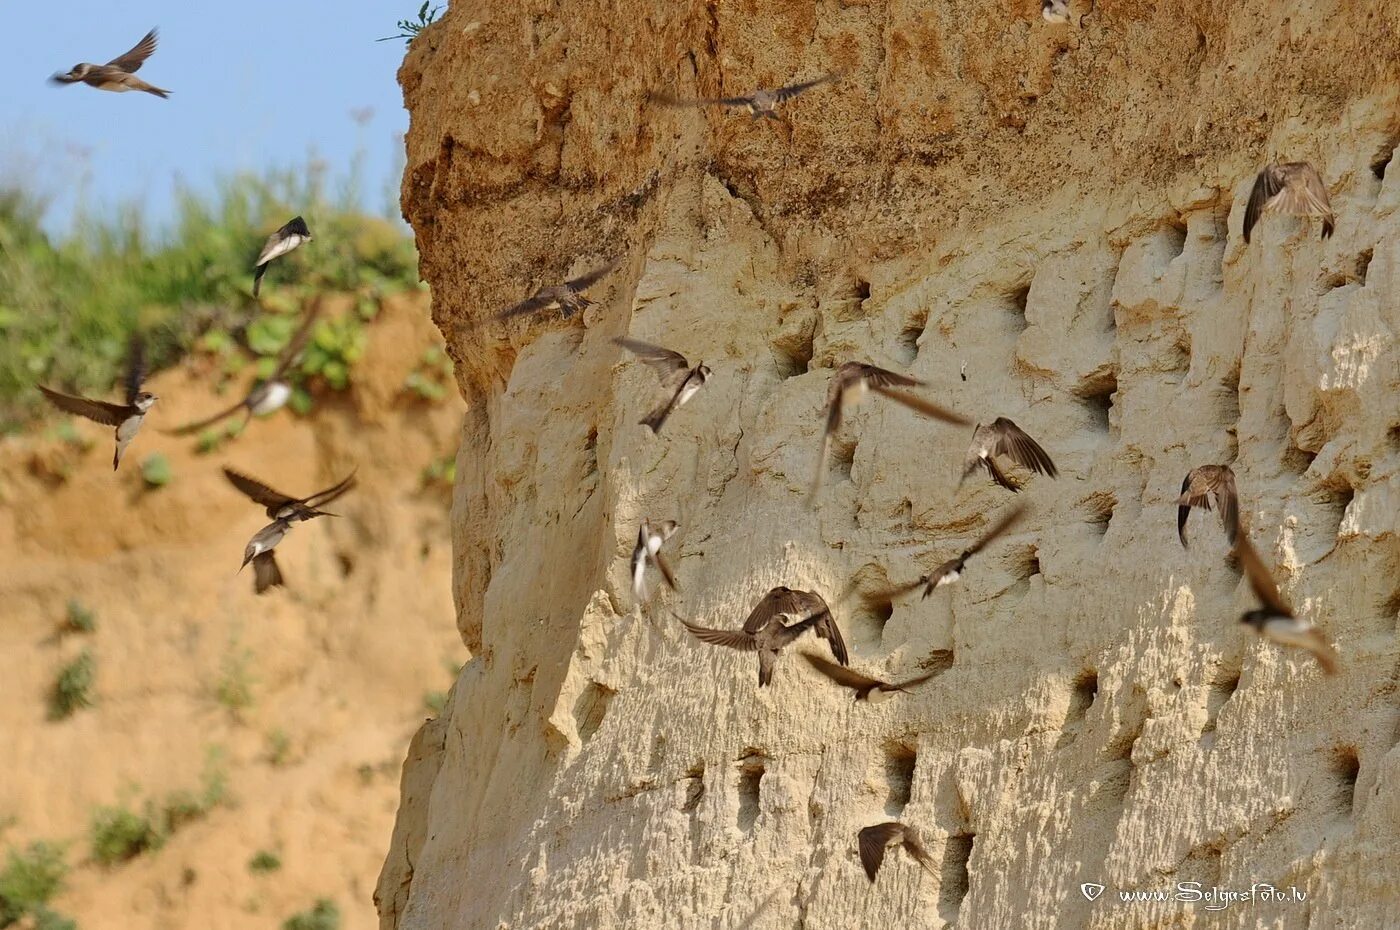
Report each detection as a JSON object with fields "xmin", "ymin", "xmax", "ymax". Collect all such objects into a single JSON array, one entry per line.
[
  {"xmin": 1177, "ymin": 472, "xmax": 1197, "ymax": 547},
  {"xmin": 222, "ymin": 468, "xmax": 295, "ymax": 509},
  {"xmin": 891, "ymin": 669, "xmax": 940, "ymax": 692},
  {"xmin": 303, "ymin": 471, "xmax": 358, "ymax": 509},
  {"xmin": 1214, "ymin": 468, "xmax": 1240, "ymax": 545},
  {"xmin": 773, "ymin": 73, "xmax": 840, "ymax": 103},
  {"xmin": 870, "ymin": 386, "xmax": 972, "ymax": 426},
  {"xmin": 1234, "ymin": 534, "xmax": 1292, "ymax": 617},
  {"xmin": 255, "ymin": 229, "xmax": 299, "ymax": 267},
  {"xmin": 858, "ymin": 824, "xmax": 903, "ymax": 882},
  {"xmin": 902, "ymin": 833, "xmax": 939, "ymax": 876},
  {"xmin": 107, "ymin": 29, "xmax": 158, "ymax": 73},
  {"xmin": 856, "ymin": 363, "xmax": 924, "ymax": 390},
  {"xmin": 813, "ymin": 612, "xmax": 849, "ymax": 666},
  {"xmin": 252, "ymin": 551, "xmax": 284, "ymax": 595},
  {"xmin": 859, "ymin": 577, "xmax": 926, "ymax": 611},
  {"xmin": 492, "ymin": 292, "xmax": 552, "ymax": 322},
  {"xmin": 37, "ymin": 386, "xmax": 129, "ymax": 427},
  {"xmin": 966, "ymin": 503, "xmax": 1029, "ymax": 556},
  {"xmin": 923, "ymin": 558, "xmax": 963, "ymax": 591},
  {"xmin": 566, "ymin": 259, "xmax": 620, "ymax": 291},
  {"xmin": 801, "ymin": 653, "xmax": 886, "ymax": 692},
  {"xmin": 651, "ymin": 549, "xmax": 679, "ymax": 592},
  {"xmin": 680, "ymin": 618, "xmax": 757, "ymax": 651},
  {"xmin": 656, "ymin": 92, "xmax": 756, "ymax": 108},
  {"xmin": 990, "ymin": 418, "xmax": 1058, "ymax": 477},
  {"xmin": 167, "ymin": 398, "xmax": 247, "ymax": 435},
  {"xmin": 612, "ymin": 337, "xmax": 690, "ymax": 380},
  {"xmin": 1301, "ymin": 628, "xmax": 1341, "ymax": 676},
  {"xmin": 743, "ymin": 587, "xmax": 797, "ymax": 634},
  {"xmin": 1273, "ymin": 163, "xmax": 1334, "ymax": 223},
  {"xmin": 1243, "ymin": 167, "xmax": 1283, "ymax": 244},
  {"xmin": 125, "ymin": 336, "xmax": 147, "ymax": 403},
  {"xmin": 268, "ymin": 307, "xmax": 322, "ymax": 381}
]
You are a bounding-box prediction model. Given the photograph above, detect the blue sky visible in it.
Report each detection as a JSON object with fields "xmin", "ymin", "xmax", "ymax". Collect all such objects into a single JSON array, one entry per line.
[{"xmin": 1, "ymin": 1, "xmax": 418, "ymax": 233}]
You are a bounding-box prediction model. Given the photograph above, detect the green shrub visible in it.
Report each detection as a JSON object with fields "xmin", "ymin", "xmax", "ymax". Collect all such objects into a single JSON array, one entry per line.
[
  {"xmin": 0, "ymin": 841, "xmax": 67, "ymax": 927},
  {"xmin": 283, "ymin": 899, "xmax": 340, "ymax": 930},
  {"xmin": 48, "ymin": 651, "xmax": 95, "ymax": 720},
  {"xmin": 30, "ymin": 908, "xmax": 76, "ymax": 930},
  {"xmin": 89, "ymin": 805, "xmax": 163, "ymax": 865},
  {"xmin": 266, "ymin": 729, "xmax": 292, "ymax": 767},
  {"xmin": 248, "ymin": 850, "xmax": 282, "ymax": 874},
  {"xmin": 61, "ymin": 600, "xmax": 95, "ymax": 635},
  {"xmin": 377, "ymin": 3, "xmax": 442, "ymax": 44},
  {"xmin": 139, "ymin": 453, "xmax": 172, "ymax": 488}
]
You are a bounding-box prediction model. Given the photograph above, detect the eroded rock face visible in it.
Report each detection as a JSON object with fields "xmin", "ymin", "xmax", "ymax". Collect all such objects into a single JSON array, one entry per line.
[{"xmin": 382, "ymin": 2, "xmax": 1400, "ymax": 927}]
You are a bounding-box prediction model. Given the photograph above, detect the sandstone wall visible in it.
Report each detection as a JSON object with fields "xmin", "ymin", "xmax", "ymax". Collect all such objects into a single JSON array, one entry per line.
[{"xmin": 380, "ymin": 2, "xmax": 1400, "ymax": 927}]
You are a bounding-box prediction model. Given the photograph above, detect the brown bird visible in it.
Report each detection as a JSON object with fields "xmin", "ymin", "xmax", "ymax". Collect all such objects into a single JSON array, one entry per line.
[
  {"xmin": 678, "ymin": 586, "xmax": 848, "ymax": 687},
  {"xmin": 50, "ymin": 29, "xmax": 170, "ymax": 98},
  {"xmin": 37, "ymin": 338, "xmax": 156, "ymax": 470},
  {"xmin": 613, "ymin": 337, "xmax": 711, "ymax": 433},
  {"xmin": 223, "ymin": 467, "xmax": 357, "ymax": 523},
  {"xmin": 653, "ymin": 73, "xmax": 840, "ymax": 120},
  {"xmin": 1177, "ymin": 465, "xmax": 1239, "ymax": 547},
  {"xmin": 960, "ymin": 418, "xmax": 1057, "ymax": 492},
  {"xmin": 1234, "ymin": 532, "xmax": 1341, "ymax": 676},
  {"xmin": 863, "ymin": 504, "xmax": 1028, "ymax": 611},
  {"xmin": 630, "ymin": 518, "xmax": 679, "ymax": 604},
  {"xmin": 811, "ymin": 362, "xmax": 971, "ymax": 503},
  {"xmin": 857, "ymin": 823, "xmax": 937, "ymax": 883},
  {"xmin": 1243, "ymin": 162, "xmax": 1335, "ymax": 243},
  {"xmin": 801, "ymin": 654, "xmax": 938, "ymax": 703},
  {"xmin": 488, "ymin": 260, "xmax": 619, "ymax": 325},
  {"xmin": 168, "ymin": 308, "xmax": 320, "ymax": 436}
]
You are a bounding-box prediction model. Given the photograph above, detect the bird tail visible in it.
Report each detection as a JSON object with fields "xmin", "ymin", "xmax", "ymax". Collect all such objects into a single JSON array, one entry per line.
[
  {"xmin": 1307, "ymin": 631, "xmax": 1341, "ymax": 676},
  {"xmin": 144, "ymin": 85, "xmax": 171, "ymax": 99},
  {"xmin": 253, "ymin": 264, "xmax": 268, "ymax": 297}
]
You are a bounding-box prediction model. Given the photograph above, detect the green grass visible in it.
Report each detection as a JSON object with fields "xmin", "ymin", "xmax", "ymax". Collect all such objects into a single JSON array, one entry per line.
[
  {"xmin": 0, "ymin": 841, "xmax": 68, "ymax": 927},
  {"xmin": 266, "ymin": 728, "xmax": 292, "ymax": 767},
  {"xmin": 48, "ymin": 651, "xmax": 95, "ymax": 720},
  {"xmin": 89, "ymin": 748, "xmax": 230, "ymax": 867},
  {"xmin": 378, "ymin": 3, "xmax": 442, "ymax": 44},
  {"xmin": 282, "ymin": 899, "xmax": 340, "ymax": 930},
  {"xmin": 139, "ymin": 453, "xmax": 173, "ymax": 489},
  {"xmin": 61, "ymin": 600, "xmax": 96, "ymax": 635},
  {"xmin": 0, "ymin": 161, "xmax": 421, "ymax": 432},
  {"xmin": 248, "ymin": 850, "xmax": 282, "ymax": 874}
]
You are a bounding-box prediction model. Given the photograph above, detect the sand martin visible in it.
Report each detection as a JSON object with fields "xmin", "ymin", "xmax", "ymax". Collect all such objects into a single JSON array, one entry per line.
[
  {"xmin": 960, "ymin": 418, "xmax": 1058, "ymax": 492},
  {"xmin": 613, "ymin": 337, "xmax": 711, "ymax": 433},
  {"xmin": 38, "ymin": 338, "xmax": 156, "ymax": 470},
  {"xmin": 811, "ymin": 362, "xmax": 971, "ymax": 503},
  {"xmin": 801, "ymin": 654, "xmax": 938, "ymax": 703},
  {"xmin": 863, "ymin": 504, "xmax": 1028, "ymax": 611},
  {"xmin": 1041, "ymin": 0, "xmax": 1072, "ymax": 23},
  {"xmin": 169, "ymin": 308, "xmax": 320, "ymax": 436},
  {"xmin": 1177, "ymin": 465, "xmax": 1239, "ymax": 547},
  {"xmin": 653, "ymin": 73, "xmax": 840, "ymax": 120},
  {"xmin": 1243, "ymin": 162, "xmax": 1335, "ymax": 243},
  {"xmin": 239, "ymin": 518, "xmax": 294, "ymax": 595},
  {"xmin": 253, "ymin": 216, "xmax": 313, "ymax": 297},
  {"xmin": 51, "ymin": 29, "xmax": 170, "ymax": 98},
  {"xmin": 487, "ymin": 260, "xmax": 619, "ymax": 325},
  {"xmin": 1234, "ymin": 531, "xmax": 1341, "ymax": 675},
  {"xmin": 678, "ymin": 586, "xmax": 848, "ymax": 687},
  {"xmin": 223, "ymin": 467, "xmax": 357, "ymax": 523},
  {"xmin": 630, "ymin": 518, "xmax": 679, "ymax": 604},
  {"xmin": 857, "ymin": 823, "xmax": 937, "ymax": 883}
]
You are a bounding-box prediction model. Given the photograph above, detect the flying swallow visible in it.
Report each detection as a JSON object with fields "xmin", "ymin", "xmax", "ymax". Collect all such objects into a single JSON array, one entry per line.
[
  {"xmin": 857, "ymin": 823, "xmax": 937, "ymax": 883},
  {"xmin": 487, "ymin": 260, "xmax": 619, "ymax": 325},
  {"xmin": 960, "ymin": 418, "xmax": 1058, "ymax": 492},
  {"xmin": 653, "ymin": 73, "xmax": 840, "ymax": 120},
  {"xmin": 50, "ymin": 29, "xmax": 170, "ymax": 98},
  {"xmin": 631, "ymin": 518, "xmax": 679, "ymax": 604},
  {"xmin": 253, "ymin": 216, "xmax": 313, "ymax": 297},
  {"xmin": 1041, "ymin": 0, "xmax": 1072, "ymax": 23},
  {"xmin": 613, "ymin": 337, "xmax": 711, "ymax": 433},
  {"xmin": 168, "ymin": 308, "xmax": 320, "ymax": 436},
  {"xmin": 223, "ymin": 467, "xmax": 357, "ymax": 523},
  {"xmin": 811, "ymin": 362, "xmax": 971, "ymax": 503},
  {"xmin": 38, "ymin": 338, "xmax": 156, "ymax": 470},
  {"xmin": 862, "ymin": 504, "xmax": 1028, "ymax": 611},
  {"xmin": 1234, "ymin": 532, "xmax": 1341, "ymax": 675},
  {"xmin": 801, "ymin": 654, "xmax": 938, "ymax": 703},
  {"xmin": 239, "ymin": 518, "xmax": 293, "ymax": 595},
  {"xmin": 678, "ymin": 586, "xmax": 848, "ymax": 687},
  {"xmin": 1177, "ymin": 465, "xmax": 1239, "ymax": 547},
  {"xmin": 1243, "ymin": 162, "xmax": 1335, "ymax": 243}
]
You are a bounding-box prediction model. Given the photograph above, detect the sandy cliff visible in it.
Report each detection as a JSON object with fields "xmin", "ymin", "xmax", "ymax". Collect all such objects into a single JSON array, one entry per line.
[{"xmin": 380, "ymin": 1, "xmax": 1400, "ymax": 927}]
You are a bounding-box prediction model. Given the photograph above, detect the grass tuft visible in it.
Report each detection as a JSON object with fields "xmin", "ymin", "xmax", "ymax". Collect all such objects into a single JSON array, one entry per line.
[
  {"xmin": 0, "ymin": 841, "xmax": 68, "ymax": 927},
  {"xmin": 48, "ymin": 651, "xmax": 95, "ymax": 720},
  {"xmin": 282, "ymin": 899, "xmax": 340, "ymax": 930}
]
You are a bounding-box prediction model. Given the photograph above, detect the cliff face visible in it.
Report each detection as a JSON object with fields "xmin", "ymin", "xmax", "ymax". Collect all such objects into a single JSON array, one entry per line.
[{"xmin": 382, "ymin": 1, "xmax": 1400, "ymax": 927}]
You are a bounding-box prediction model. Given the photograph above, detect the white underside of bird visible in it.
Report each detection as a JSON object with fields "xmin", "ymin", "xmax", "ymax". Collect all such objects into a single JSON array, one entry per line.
[{"xmin": 250, "ymin": 381, "xmax": 293, "ymax": 416}]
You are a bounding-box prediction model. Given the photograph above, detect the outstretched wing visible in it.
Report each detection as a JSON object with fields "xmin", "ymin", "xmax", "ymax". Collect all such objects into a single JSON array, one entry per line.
[
  {"xmin": 651, "ymin": 91, "xmax": 755, "ymax": 108},
  {"xmin": 651, "ymin": 550, "xmax": 679, "ymax": 592},
  {"xmin": 966, "ymin": 503, "xmax": 1028, "ymax": 557},
  {"xmin": 1234, "ymin": 534, "xmax": 1292, "ymax": 617},
  {"xmin": 857, "ymin": 823, "xmax": 903, "ymax": 882},
  {"xmin": 565, "ymin": 259, "xmax": 620, "ymax": 292},
  {"xmin": 222, "ymin": 468, "xmax": 295, "ymax": 509},
  {"xmin": 268, "ymin": 307, "xmax": 322, "ymax": 381},
  {"xmin": 125, "ymin": 336, "xmax": 148, "ymax": 403},
  {"xmin": 680, "ymin": 618, "xmax": 757, "ymax": 652},
  {"xmin": 167, "ymin": 399, "xmax": 246, "ymax": 435},
  {"xmin": 801, "ymin": 653, "xmax": 885, "ymax": 692},
  {"xmin": 871, "ymin": 386, "xmax": 972, "ymax": 426},
  {"xmin": 304, "ymin": 470, "xmax": 358, "ymax": 509},
  {"xmin": 37, "ymin": 386, "xmax": 129, "ymax": 427},
  {"xmin": 773, "ymin": 72, "xmax": 840, "ymax": 103},
  {"xmin": 613, "ymin": 337, "xmax": 690, "ymax": 380},
  {"xmin": 990, "ymin": 418, "xmax": 1058, "ymax": 477},
  {"xmin": 252, "ymin": 551, "xmax": 284, "ymax": 595},
  {"xmin": 901, "ymin": 833, "xmax": 939, "ymax": 876},
  {"xmin": 1243, "ymin": 167, "xmax": 1282, "ymax": 244},
  {"xmin": 859, "ymin": 577, "xmax": 926, "ymax": 612},
  {"xmin": 107, "ymin": 29, "xmax": 158, "ymax": 73},
  {"xmin": 812, "ymin": 612, "xmax": 849, "ymax": 666},
  {"xmin": 1214, "ymin": 469, "xmax": 1240, "ymax": 545},
  {"xmin": 1273, "ymin": 163, "xmax": 1334, "ymax": 237}
]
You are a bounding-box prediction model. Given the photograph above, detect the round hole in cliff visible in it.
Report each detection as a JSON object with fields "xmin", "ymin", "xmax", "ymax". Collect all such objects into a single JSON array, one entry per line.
[
  {"xmin": 1331, "ymin": 746, "xmax": 1360, "ymax": 816},
  {"xmin": 1164, "ymin": 216, "xmax": 1188, "ymax": 259},
  {"xmin": 1007, "ymin": 283, "xmax": 1032, "ymax": 333},
  {"xmin": 1080, "ymin": 491, "xmax": 1117, "ymax": 537},
  {"xmin": 1372, "ymin": 147, "xmax": 1393, "ymax": 181},
  {"xmin": 1074, "ymin": 367, "xmax": 1117, "ymax": 434},
  {"xmin": 896, "ymin": 312, "xmax": 928, "ymax": 364}
]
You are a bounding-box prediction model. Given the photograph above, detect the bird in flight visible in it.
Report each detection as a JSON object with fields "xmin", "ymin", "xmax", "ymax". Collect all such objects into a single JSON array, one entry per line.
[
  {"xmin": 1234, "ymin": 531, "xmax": 1340, "ymax": 675},
  {"xmin": 229, "ymin": 469, "xmax": 356, "ymax": 595},
  {"xmin": 862, "ymin": 504, "xmax": 1028, "ymax": 611},
  {"xmin": 1243, "ymin": 162, "xmax": 1334, "ymax": 243},
  {"xmin": 486, "ymin": 260, "xmax": 619, "ymax": 326},
  {"xmin": 38, "ymin": 338, "xmax": 157, "ymax": 470},
  {"xmin": 678, "ymin": 586, "xmax": 848, "ymax": 687},
  {"xmin": 801, "ymin": 654, "xmax": 939, "ymax": 703},
  {"xmin": 613, "ymin": 337, "xmax": 711, "ymax": 433},
  {"xmin": 51, "ymin": 29, "xmax": 170, "ymax": 98},
  {"xmin": 857, "ymin": 823, "xmax": 938, "ymax": 883},
  {"xmin": 1177, "ymin": 465, "xmax": 1239, "ymax": 547},
  {"xmin": 811, "ymin": 362, "xmax": 970, "ymax": 504},
  {"xmin": 253, "ymin": 217, "xmax": 313, "ymax": 297},
  {"xmin": 653, "ymin": 73, "xmax": 840, "ymax": 120},
  {"xmin": 630, "ymin": 518, "xmax": 679, "ymax": 604},
  {"xmin": 168, "ymin": 309, "xmax": 320, "ymax": 437},
  {"xmin": 960, "ymin": 418, "xmax": 1058, "ymax": 492},
  {"xmin": 1042, "ymin": 0, "xmax": 1072, "ymax": 23}
]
